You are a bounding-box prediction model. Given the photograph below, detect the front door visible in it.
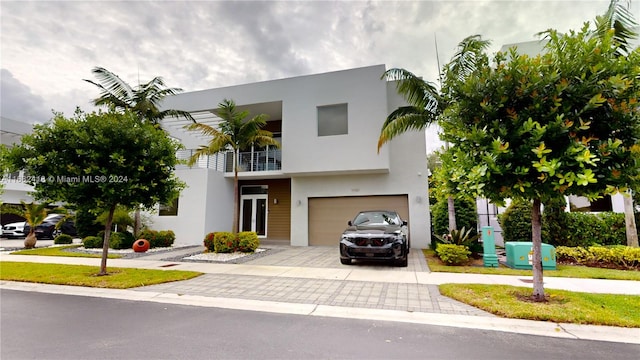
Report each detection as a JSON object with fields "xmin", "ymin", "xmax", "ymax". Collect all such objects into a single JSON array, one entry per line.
[{"xmin": 240, "ymin": 194, "xmax": 267, "ymax": 237}]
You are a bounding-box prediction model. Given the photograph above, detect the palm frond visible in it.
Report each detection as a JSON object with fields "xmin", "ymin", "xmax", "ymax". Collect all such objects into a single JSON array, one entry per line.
[
  {"xmin": 383, "ymin": 68, "xmax": 440, "ymax": 112},
  {"xmin": 84, "ymin": 67, "xmax": 135, "ymax": 107},
  {"xmin": 595, "ymin": 0, "xmax": 638, "ymax": 55},
  {"xmin": 446, "ymin": 35, "xmax": 491, "ymax": 82},
  {"xmin": 378, "ymin": 110, "xmax": 438, "ymax": 151}
]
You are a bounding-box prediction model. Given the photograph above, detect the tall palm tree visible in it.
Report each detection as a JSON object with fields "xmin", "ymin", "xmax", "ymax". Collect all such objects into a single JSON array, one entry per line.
[
  {"xmin": 84, "ymin": 67, "xmax": 194, "ymax": 125},
  {"xmin": 85, "ymin": 67, "xmax": 195, "ymax": 236},
  {"xmin": 379, "ymin": 35, "xmax": 491, "ymax": 232},
  {"xmin": 186, "ymin": 99, "xmax": 280, "ymax": 233}
]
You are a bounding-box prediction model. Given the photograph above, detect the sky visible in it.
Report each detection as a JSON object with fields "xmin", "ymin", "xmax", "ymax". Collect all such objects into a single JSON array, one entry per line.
[{"xmin": 1, "ymin": 0, "xmax": 638, "ymax": 153}]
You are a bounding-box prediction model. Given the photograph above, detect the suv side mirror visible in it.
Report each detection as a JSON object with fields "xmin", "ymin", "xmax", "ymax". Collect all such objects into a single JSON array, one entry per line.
[
  {"xmin": 402, "ymin": 221, "xmax": 408, "ymax": 226},
  {"xmin": 348, "ymin": 221, "xmax": 353, "ymax": 226}
]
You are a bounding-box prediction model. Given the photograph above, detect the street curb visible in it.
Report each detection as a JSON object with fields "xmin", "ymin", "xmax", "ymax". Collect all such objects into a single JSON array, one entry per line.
[{"xmin": 2, "ymin": 280, "xmax": 638, "ymax": 345}]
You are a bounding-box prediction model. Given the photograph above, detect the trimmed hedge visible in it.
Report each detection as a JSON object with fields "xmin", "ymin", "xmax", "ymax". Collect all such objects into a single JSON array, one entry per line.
[
  {"xmin": 203, "ymin": 232, "xmax": 216, "ymax": 252},
  {"xmin": 109, "ymin": 231, "xmax": 135, "ymax": 250},
  {"xmin": 556, "ymin": 245, "xmax": 640, "ymax": 269},
  {"xmin": 54, "ymin": 234, "xmax": 73, "ymax": 245},
  {"xmin": 82, "ymin": 235, "xmax": 103, "ymax": 249},
  {"xmin": 500, "ymin": 199, "xmax": 628, "ymax": 247},
  {"xmin": 138, "ymin": 229, "xmax": 175, "ymax": 248},
  {"xmin": 436, "ymin": 244, "xmax": 471, "ymax": 265},
  {"xmin": 206, "ymin": 231, "xmax": 260, "ymax": 253},
  {"xmin": 237, "ymin": 231, "xmax": 260, "ymax": 253},
  {"xmin": 213, "ymin": 232, "xmax": 237, "ymax": 253}
]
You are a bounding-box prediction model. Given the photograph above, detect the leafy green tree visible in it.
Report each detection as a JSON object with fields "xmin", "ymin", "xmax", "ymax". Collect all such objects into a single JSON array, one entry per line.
[
  {"xmin": 441, "ymin": 25, "xmax": 640, "ymax": 301},
  {"xmin": 84, "ymin": 67, "xmax": 194, "ymax": 236},
  {"xmin": 186, "ymin": 99, "xmax": 280, "ymax": 233},
  {"xmin": 6, "ymin": 110, "xmax": 184, "ymax": 275},
  {"xmin": 379, "ymin": 35, "xmax": 491, "ymax": 232}
]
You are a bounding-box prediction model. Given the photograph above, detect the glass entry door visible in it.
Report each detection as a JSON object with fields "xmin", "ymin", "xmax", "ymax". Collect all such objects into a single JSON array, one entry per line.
[{"xmin": 240, "ymin": 194, "xmax": 267, "ymax": 237}]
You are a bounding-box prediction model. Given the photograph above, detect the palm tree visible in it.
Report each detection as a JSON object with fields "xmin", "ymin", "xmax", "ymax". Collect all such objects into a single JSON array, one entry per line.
[
  {"xmin": 379, "ymin": 35, "xmax": 491, "ymax": 232},
  {"xmin": 186, "ymin": 99, "xmax": 280, "ymax": 233},
  {"xmin": 2, "ymin": 202, "xmax": 50, "ymax": 249},
  {"xmin": 84, "ymin": 67, "xmax": 195, "ymax": 125},
  {"xmin": 85, "ymin": 67, "xmax": 195, "ymax": 236}
]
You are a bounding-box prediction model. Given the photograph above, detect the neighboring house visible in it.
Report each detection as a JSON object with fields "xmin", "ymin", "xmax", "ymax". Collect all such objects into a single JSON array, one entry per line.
[
  {"xmin": 0, "ymin": 116, "xmax": 35, "ymax": 224},
  {"xmin": 150, "ymin": 65, "xmax": 431, "ymax": 248}
]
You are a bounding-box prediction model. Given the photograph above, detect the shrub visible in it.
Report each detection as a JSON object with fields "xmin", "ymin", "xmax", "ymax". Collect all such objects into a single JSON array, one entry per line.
[
  {"xmin": 139, "ymin": 229, "xmax": 175, "ymax": 248},
  {"xmin": 213, "ymin": 232, "xmax": 237, "ymax": 253},
  {"xmin": 237, "ymin": 231, "xmax": 260, "ymax": 252},
  {"xmin": 203, "ymin": 232, "xmax": 217, "ymax": 252},
  {"xmin": 431, "ymin": 197, "xmax": 478, "ymax": 242},
  {"xmin": 434, "ymin": 227, "xmax": 482, "ymax": 256},
  {"xmin": 541, "ymin": 198, "xmax": 570, "ymax": 246},
  {"xmin": 436, "ymin": 244, "xmax": 471, "ymax": 265},
  {"xmin": 556, "ymin": 245, "xmax": 640, "ymax": 269},
  {"xmin": 109, "ymin": 231, "xmax": 135, "ymax": 250},
  {"xmin": 74, "ymin": 207, "xmax": 103, "ymax": 238},
  {"xmin": 54, "ymin": 233, "xmax": 73, "ymax": 245},
  {"xmin": 499, "ymin": 200, "xmax": 532, "ymax": 242},
  {"xmin": 82, "ymin": 235, "xmax": 103, "ymax": 249}
]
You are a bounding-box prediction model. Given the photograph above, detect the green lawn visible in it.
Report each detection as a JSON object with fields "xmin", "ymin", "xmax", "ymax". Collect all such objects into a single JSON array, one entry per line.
[
  {"xmin": 440, "ymin": 283, "xmax": 640, "ymax": 327},
  {"xmin": 0, "ymin": 262, "xmax": 202, "ymax": 288},
  {"xmin": 11, "ymin": 245, "xmax": 122, "ymax": 259},
  {"xmin": 423, "ymin": 249, "xmax": 640, "ymax": 281}
]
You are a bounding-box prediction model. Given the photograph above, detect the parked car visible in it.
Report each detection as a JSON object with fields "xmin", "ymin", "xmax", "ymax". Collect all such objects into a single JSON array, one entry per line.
[
  {"xmin": 2, "ymin": 221, "xmax": 26, "ymax": 238},
  {"xmin": 23, "ymin": 214, "xmax": 77, "ymax": 239},
  {"xmin": 339, "ymin": 210, "xmax": 410, "ymax": 267}
]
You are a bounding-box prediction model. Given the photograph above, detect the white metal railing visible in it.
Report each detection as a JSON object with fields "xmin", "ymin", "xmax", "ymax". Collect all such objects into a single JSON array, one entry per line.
[
  {"xmin": 176, "ymin": 150, "xmax": 226, "ymax": 172},
  {"xmin": 225, "ymin": 147, "xmax": 282, "ymax": 172},
  {"xmin": 177, "ymin": 147, "xmax": 281, "ymax": 173}
]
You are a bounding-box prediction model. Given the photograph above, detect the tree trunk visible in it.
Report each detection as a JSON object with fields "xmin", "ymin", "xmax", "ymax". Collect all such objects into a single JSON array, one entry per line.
[
  {"xmin": 134, "ymin": 207, "xmax": 141, "ymax": 238},
  {"xmin": 232, "ymin": 149, "xmax": 239, "ymax": 233},
  {"xmin": 447, "ymin": 196, "xmax": 457, "ymax": 231},
  {"xmin": 99, "ymin": 204, "xmax": 116, "ymax": 276},
  {"xmin": 24, "ymin": 230, "xmax": 37, "ymax": 249},
  {"xmin": 623, "ymin": 191, "xmax": 639, "ymax": 247},
  {"xmin": 531, "ymin": 198, "xmax": 545, "ymax": 301}
]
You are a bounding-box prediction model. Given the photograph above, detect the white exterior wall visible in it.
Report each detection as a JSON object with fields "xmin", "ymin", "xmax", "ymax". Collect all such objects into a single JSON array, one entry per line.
[
  {"xmin": 162, "ymin": 65, "xmax": 391, "ymax": 175},
  {"xmin": 147, "ymin": 168, "xmax": 233, "ymax": 246},
  {"xmin": 290, "ymin": 128, "xmax": 430, "ymax": 248}
]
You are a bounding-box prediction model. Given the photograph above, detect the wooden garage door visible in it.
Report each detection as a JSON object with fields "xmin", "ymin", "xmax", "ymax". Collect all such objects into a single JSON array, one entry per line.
[{"xmin": 308, "ymin": 195, "xmax": 409, "ymax": 246}]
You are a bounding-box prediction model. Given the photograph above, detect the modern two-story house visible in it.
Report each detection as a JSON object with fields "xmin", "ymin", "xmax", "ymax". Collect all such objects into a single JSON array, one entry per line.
[{"xmin": 150, "ymin": 64, "xmax": 431, "ymax": 248}]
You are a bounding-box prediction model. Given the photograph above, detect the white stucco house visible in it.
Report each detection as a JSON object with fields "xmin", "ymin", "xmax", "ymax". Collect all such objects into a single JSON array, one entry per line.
[
  {"xmin": 150, "ymin": 64, "xmax": 432, "ymax": 248},
  {"xmin": 0, "ymin": 117, "xmax": 35, "ymax": 205}
]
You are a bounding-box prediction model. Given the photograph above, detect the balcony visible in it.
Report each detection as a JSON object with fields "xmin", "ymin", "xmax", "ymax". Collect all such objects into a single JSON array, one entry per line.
[{"xmin": 177, "ymin": 147, "xmax": 281, "ymax": 173}]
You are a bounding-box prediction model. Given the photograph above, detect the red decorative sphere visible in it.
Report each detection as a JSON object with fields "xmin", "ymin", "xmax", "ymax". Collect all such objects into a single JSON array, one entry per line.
[{"xmin": 133, "ymin": 239, "xmax": 150, "ymax": 252}]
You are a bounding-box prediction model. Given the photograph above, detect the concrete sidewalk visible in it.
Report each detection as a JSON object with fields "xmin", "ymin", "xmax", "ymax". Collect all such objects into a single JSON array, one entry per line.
[{"xmin": 1, "ymin": 243, "xmax": 639, "ymax": 344}]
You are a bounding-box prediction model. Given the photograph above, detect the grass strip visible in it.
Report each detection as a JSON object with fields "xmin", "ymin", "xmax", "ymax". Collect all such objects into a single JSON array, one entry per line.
[
  {"xmin": 11, "ymin": 245, "xmax": 122, "ymax": 259},
  {"xmin": 423, "ymin": 249, "xmax": 640, "ymax": 281},
  {"xmin": 440, "ymin": 283, "xmax": 640, "ymax": 328},
  {"xmin": 0, "ymin": 261, "xmax": 202, "ymax": 289}
]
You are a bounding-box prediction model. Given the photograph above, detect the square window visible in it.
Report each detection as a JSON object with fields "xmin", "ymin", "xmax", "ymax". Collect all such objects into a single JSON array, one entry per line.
[
  {"xmin": 318, "ymin": 103, "xmax": 348, "ymax": 136},
  {"xmin": 159, "ymin": 198, "xmax": 179, "ymax": 216}
]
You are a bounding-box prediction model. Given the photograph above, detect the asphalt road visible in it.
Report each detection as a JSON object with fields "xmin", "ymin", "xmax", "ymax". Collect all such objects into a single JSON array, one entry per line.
[{"xmin": 1, "ymin": 289, "xmax": 638, "ymax": 360}]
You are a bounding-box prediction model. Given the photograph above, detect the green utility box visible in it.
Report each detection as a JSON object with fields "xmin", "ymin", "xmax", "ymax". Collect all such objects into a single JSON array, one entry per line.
[{"xmin": 505, "ymin": 242, "xmax": 556, "ymax": 270}]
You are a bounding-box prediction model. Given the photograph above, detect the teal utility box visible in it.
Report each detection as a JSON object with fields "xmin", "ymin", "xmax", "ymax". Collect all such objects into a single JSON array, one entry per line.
[{"xmin": 505, "ymin": 242, "xmax": 556, "ymax": 270}]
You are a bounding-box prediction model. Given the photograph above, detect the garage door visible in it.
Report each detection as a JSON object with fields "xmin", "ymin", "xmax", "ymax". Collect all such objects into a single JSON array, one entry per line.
[{"xmin": 308, "ymin": 195, "xmax": 409, "ymax": 246}]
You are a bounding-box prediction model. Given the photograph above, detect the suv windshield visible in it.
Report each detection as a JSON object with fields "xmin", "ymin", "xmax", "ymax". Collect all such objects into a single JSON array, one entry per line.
[{"xmin": 353, "ymin": 211, "xmax": 400, "ymax": 226}]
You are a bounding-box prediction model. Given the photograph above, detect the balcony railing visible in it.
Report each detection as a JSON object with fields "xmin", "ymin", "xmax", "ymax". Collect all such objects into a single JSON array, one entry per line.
[
  {"xmin": 225, "ymin": 148, "xmax": 282, "ymax": 172},
  {"xmin": 177, "ymin": 147, "xmax": 281, "ymax": 173}
]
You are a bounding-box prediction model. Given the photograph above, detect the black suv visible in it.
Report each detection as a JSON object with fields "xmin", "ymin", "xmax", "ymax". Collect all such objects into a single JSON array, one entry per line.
[
  {"xmin": 24, "ymin": 214, "xmax": 77, "ymax": 239},
  {"xmin": 339, "ymin": 210, "xmax": 410, "ymax": 267}
]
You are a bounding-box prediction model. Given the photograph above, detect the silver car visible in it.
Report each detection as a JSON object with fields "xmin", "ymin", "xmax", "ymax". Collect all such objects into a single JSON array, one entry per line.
[{"xmin": 2, "ymin": 221, "xmax": 26, "ymax": 238}]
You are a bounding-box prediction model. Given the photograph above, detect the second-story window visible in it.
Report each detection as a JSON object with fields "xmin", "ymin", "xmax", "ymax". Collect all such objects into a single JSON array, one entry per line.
[{"xmin": 317, "ymin": 103, "xmax": 348, "ymax": 136}]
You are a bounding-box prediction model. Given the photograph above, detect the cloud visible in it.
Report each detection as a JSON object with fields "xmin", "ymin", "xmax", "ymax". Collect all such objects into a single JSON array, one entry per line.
[{"xmin": 0, "ymin": 69, "xmax": 51, "ymax": 124}]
